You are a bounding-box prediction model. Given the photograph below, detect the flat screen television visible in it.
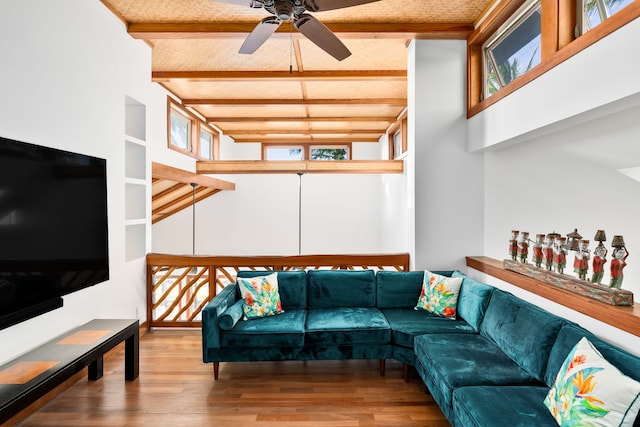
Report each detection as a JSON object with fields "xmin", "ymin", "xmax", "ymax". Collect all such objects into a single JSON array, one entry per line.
[{"xmin": 0, "ymin": 136, "xmax": 109, "ymax": 330}]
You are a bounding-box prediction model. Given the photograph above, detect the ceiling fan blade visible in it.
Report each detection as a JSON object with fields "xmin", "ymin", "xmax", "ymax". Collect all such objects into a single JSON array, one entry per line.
[
  {"xmin": 239, "ymin": 17, "xmax": 282, "ymax": 54},
  {"xmin": 304, "ymin": 0, "xmax": 380, "ymax": 12},
  {"xmin": 295, "ymin": 14, "xmax": 351, "ymax": 61}
]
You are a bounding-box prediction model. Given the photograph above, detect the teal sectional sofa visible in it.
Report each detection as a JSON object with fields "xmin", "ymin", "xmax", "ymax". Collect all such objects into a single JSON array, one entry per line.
[{"xmin": 201, "ymin": 269, "xmax": 640, "ymax": 426}]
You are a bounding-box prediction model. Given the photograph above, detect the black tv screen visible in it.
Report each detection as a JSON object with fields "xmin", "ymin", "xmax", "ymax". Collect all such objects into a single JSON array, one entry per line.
[{"xmin": 0, "ymin": 136, "xmax": 109, "ymax": 330}]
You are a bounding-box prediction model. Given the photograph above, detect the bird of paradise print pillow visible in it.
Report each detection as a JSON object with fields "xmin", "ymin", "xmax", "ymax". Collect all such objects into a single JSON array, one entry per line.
[
  {"xmin": 415, "ymin": 270, "xmax": 462, "ymax": 319},
  {"xmin": 237, "ymin": 272, "xmax": 284, "ymax": 320},
  {"xmin": 544, "ymin": 337, "xmax": 640, "ymax": 427}
]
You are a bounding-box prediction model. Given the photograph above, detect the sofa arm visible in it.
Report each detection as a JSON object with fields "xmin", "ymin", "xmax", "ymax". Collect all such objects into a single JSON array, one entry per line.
[{"xmin": 202, "ymin": 283, "xmax": 238, "ymax": 361}]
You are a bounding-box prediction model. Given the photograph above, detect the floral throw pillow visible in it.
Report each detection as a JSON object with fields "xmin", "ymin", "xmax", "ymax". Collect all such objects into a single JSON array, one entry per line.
[
  {"xmin": 415, "ymin": 271, "xmax": 463, "ymax": 319},
  {"xmin": 237, "ymin": 272, "xmax": 284, "ymax": 320},
  {"xmin": 544, "ymin": 337, "xmax": 640, "ymax": 427}
]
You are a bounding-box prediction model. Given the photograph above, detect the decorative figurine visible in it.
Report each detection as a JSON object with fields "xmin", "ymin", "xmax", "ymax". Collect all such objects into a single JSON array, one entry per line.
[
  {"xmin": 543, "ymin": 234, "xmax": 554, "ymax": 271},
  {"xmin": 610, "ymin": 235, "xmax": 629, "ymax": 289},
  {"xmin": 532, "ymin": 234, "xmax": 545, "ymax": 267},
  {"xmin": 566, "ymin": 229, "xmax": 582, "ymax": 252},
  {"xmin": 509, "ymin": 230, "xmax": 519, "ymax": 261},
  {"xmin": 591, "ymin": 243, "xmax": 608, "ymax": 284},
  {"xmin": 518, "ymin": 231, "xmax": 529, "ymax": 263},
  {"xmin": 591, "ymin": 230, "xmax": 607, "ymax": 284},
  {"xmin": 553, "ymin": 236, "xmax": 567, "ymax": 274},
  {"xmin": 573, "ymin": 239, "xmax": 590, "ymax": 280}
]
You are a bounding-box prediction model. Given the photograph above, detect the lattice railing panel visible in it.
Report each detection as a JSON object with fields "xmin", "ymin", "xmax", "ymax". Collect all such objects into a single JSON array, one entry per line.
[{"xmin": 146, "ymin": 253, "xmax": 410, "ymax": 328}]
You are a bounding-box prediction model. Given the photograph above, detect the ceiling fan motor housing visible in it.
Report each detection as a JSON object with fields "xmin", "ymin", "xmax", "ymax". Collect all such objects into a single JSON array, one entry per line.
[{"xmin": 264, "ymin": 0, "xmax": 306, "ymax": 21}]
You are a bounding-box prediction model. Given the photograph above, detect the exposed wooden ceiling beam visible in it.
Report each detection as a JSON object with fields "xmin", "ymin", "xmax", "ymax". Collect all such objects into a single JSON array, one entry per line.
[
  {"xmin": 208, "ymin": 116, "xmax": 397, "ymax": 123},
  {"xmin": 196, "ymin": 160, "xmax": 404, "ymax": 174},
  {"xmin": 231, "ymin": 137, "xmax": 380, "ymax": 143},
  {"xmin": 153, "ymin": 70, "xmax": 407, "ymax": 82},
  {"xmin": 183, "ymin": 98, "xmax": 406, "ymax": 106},
  {"xmin": 152, "ymin": 162, "xmax": 235, "ymax": 190},
  {"xmin": 128, "ymin": 22, "xmax": 473, "ymax": 40},
  {"xmin": 226, "ymin": 129, "xmax": 386, "ymax": 135}
]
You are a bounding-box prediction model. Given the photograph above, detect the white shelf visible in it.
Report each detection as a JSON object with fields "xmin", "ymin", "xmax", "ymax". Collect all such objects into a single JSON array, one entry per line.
[
  {"xmin": 125, "ymin": 134, "xmax": 146, "ymax": 146},
  {"xmin": 126, "ymin": 140, "xmax": 146, "ymax": 181},
  {"xmin": 125, "ymin": 183, "xmax": 146, "ymax": 221},
  {"xmin": 124, "ymin": 95, "xmax": 147, "ymax": 262},
  {"xmin": 125, "ymin": 223, "xmax": 146, "ymax": 261},
  {"xmin": 125, "ymin": 177, "xmax": 146, "ymax": 186}
]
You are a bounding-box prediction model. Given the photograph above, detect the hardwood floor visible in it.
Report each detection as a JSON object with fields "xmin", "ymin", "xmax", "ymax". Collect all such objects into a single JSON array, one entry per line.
[{"xmin": 15, "ymin": 330, "xmax": 449, "ymax": 427}]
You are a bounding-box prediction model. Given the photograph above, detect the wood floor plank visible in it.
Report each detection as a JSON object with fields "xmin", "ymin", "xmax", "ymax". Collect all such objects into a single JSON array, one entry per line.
[{"xmin": 13, "ymin": 330, "xmax": 449, "ymax": 427}]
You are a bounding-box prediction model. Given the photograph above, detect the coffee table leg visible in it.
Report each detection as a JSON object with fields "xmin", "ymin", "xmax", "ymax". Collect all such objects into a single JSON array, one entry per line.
[
  {"xmin": 88, "ymin": 356, "xmax": 104, "ymax": 381},
  {"xmin": 124, "ymin": 327, "xmax": 139, "ymax": 381}
]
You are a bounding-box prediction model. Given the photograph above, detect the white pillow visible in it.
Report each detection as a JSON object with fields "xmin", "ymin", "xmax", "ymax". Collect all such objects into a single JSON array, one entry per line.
[
  {"xmin": 544, "ymin": 337, "xmax": 640, "ymax": 426},
  {"xmin": 415, "ymin": 270, "xmax": 462, "ymax": 319}
]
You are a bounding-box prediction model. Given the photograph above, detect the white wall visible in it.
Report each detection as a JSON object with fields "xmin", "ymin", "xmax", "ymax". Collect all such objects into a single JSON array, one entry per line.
[
  {"xmin": 152, "ymin": 135, "xmax": 383, "ymax": 255},
  {"xmin": 0, "ymin": 0, "xmax": 167, "ymax": 364},
  {"xmin": 410, "ymin": 40, "xmax": 485, "ymax": 271},
  {"xmin": 466, "ymin": 16, "xmax": 640, "ymax": 354}
]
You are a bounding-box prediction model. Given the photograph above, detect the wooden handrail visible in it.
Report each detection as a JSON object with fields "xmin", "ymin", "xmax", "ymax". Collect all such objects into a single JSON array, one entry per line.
[
  {"xmin": 466, "ymin": 256, "xmax": 640, "ymax": 338},
  {"xmin": 146, "ymin": 253, "xmax": 410, "ymax": 329}
]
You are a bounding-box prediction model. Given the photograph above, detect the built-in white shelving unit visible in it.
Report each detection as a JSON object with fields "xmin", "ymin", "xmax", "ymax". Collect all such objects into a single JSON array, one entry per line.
[{"xmin": 124, "ymin": 96, "xmax": 147, "ymax": 261}]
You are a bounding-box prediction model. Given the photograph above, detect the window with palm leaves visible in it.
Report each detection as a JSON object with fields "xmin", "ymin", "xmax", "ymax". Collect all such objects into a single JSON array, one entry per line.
[
  {"xmin": 483, "ymin": 0, "xmax": 541, "ymax": 98},
  {"xmin": 263, "ymin": 144, "xmax": 350, "ymax": 160},
  {"xmin": 579, "ymin": 0, "xmax": 634, "ymax": 34}
]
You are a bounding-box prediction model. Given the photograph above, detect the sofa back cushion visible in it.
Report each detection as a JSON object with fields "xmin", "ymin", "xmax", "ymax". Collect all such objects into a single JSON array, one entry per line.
[
  {"xmin": 451, "ymin": 272, "xmax": 494, "ymax": 331},
  {"xmin": 237, "ymin": 270, "xmax": 307, "ymax": 309},
  {"xmin": 545, "ymin": 322, "xmax": 640, "ymax": 387},
  {"xmin": 376, "ymin": 271, "xmax": 424, "ymax": 308},
  {"xmin": 480, "ymin": 290, "xmax": 565, "ymax": 382},
  {"xmin": 376, "ymin": 270, "xmax": 455, "ymax": 308},
  {"xmin": 307, "ymin": 270, "xmax": 376, "ymax": 308}
]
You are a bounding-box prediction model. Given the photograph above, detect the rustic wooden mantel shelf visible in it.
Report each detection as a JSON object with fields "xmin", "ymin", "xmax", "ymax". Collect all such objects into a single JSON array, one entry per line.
[{"xmin": 466, "ymin": 256, "xmax": 640, "ymax": 338}]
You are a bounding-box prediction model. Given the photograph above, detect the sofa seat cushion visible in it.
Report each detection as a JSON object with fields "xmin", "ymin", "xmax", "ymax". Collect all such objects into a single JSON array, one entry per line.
[
  {"xmin": 414, "ymin": 334, "xmax": 541, "ymax": 420},
  {"xmin": 453, "ymin": 386, "xmax": 557, "ymax": 427},
  {"xmin": 220, "ymin": 309, "xmax": 306, "ymax": 348},
  {"xmin": 381, "ymin": 308, "xmax": 476, "ymax": 348},
  {"xmin": 305, "ymin": 307, "xmax": 390, "ymax": 346}
]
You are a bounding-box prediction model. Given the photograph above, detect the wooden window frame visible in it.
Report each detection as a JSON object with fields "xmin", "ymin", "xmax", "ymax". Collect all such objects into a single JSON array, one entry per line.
[
  {"xmin": 167, "ymin": 97, "xmax": 219, "ymax": 160},
  {"xmin": 388, "ymin": 112, "xmax": 408, "ymax": 160},
  {"xmin": 262, "ymin": 143, "xmax": 352, "ymax": 160},
  {"xmin": 467, "ymin": 0, "xmax": 640, "ymax": 118}
]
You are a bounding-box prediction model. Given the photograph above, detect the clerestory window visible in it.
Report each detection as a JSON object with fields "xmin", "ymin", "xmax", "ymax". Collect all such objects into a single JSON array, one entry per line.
[
  {"xmin": 263, "ymin": 144, "xmax": 351, "ymax": 160},
  {"xmin": 483, "ymin": 0, "xmax": 542, "ymax": 98},
  {"xmin": 579, "ymin": 0, "xmax": 634, "ymax": 34}
]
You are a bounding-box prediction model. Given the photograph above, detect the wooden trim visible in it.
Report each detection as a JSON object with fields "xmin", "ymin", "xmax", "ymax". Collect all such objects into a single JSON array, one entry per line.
[
  {"xmin": 466, "ymin": 256, "xmax": 640, "ymax": 338},
  {"xmin": 231, "ymin": 137, "xmax": 380, "ymax": 144},
  {"xmin": 182, "ymin": 98, "xmax": 406, "ymax": 106},
  {"xmin": 152, "ymin": 162, "xmax": 235, "ymax": 190},
  {"xmin": 195, "ymin": 160, "xmax": 403, "ymax": 174},
  {"xmin": 152, "ymin": 70, "xmax": 407, "ymax": 82},
  {"xmin": 558, "ymin": 0, "xmax": 577, "ymax": 49},
  {"xmin": 128, "ymin": 22, "xmax": 473, "ymax": 40},
  {"xmin": 541, "ymin": 0, "xmax": 560, "ymax": 61},
  {"xmin": 147, "ymin": 253, "xmax": 411, "ymax": 271},
  {"xmin": 468, "ymin": 2, "xmax": 640, "ymax": 117},
  {"xmin": 208, "ymin": 116, "xmax": 397, "ymax": 123},
  {"xmin": 227, "ymin": 129, "xmax": 385, "ymax": 136}
]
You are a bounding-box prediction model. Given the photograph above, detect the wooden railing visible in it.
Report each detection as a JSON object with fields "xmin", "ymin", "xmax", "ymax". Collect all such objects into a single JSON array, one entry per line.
[{"xmin": 146, "ymin": 253, "xmax": 410, "ymax": 329}]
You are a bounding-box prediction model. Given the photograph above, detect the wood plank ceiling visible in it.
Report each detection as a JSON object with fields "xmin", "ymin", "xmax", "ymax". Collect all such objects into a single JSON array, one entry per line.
[{"xmin": 102, "ymin": 0, "xmax": 493, "ymax": 145}]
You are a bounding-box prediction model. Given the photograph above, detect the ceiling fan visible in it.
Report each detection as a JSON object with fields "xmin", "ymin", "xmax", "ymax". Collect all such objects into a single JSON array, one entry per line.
[{"xmin": 214, "ymin": 0, "xmax": 381, "ymax": 61}]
